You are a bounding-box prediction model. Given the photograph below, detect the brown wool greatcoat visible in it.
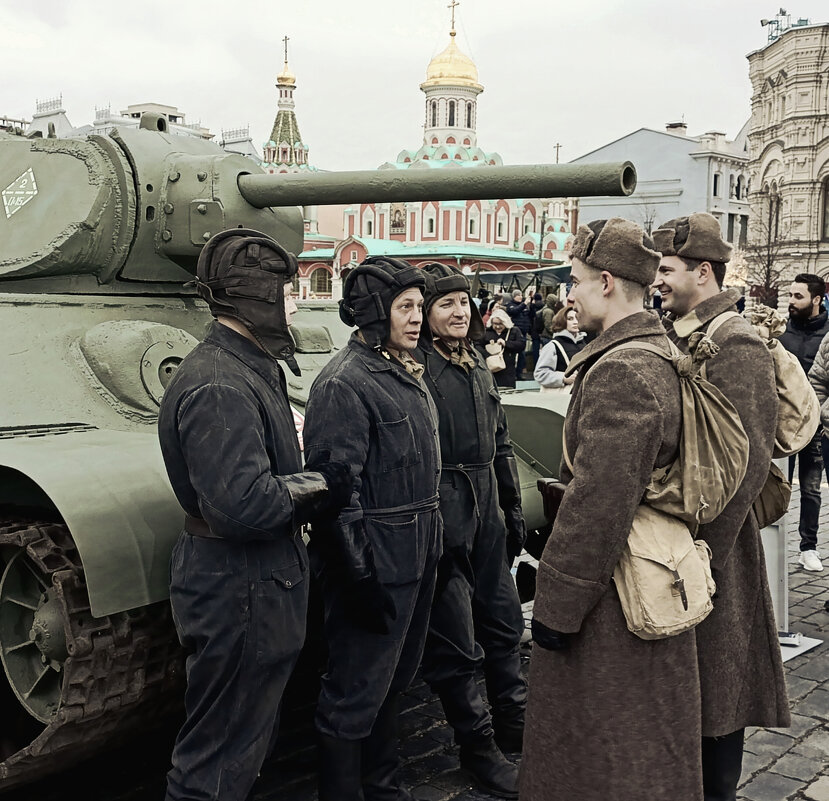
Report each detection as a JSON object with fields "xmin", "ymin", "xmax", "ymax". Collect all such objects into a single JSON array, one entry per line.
[
  {"xmin": 664, "ymin": 289, "xmax": 790, "ymax": 736},
  {"xmin": 521, "ymin": 312, "xmax": 703, "ymax": 801}
]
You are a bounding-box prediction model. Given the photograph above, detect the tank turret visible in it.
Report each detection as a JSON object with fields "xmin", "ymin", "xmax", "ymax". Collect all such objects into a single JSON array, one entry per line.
[
  {"xmin": 0, "ymin": 116, "xmax": 629, "ymax": 791},
  {"xmin": 0, "ymin": 112, "xmax": 634, "ymax": 291}
]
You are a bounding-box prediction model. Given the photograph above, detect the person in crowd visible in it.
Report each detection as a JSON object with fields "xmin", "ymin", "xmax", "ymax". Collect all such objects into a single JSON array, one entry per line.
[
  {"xmin": 533, "ymin": 307, "xmax": 585, "ymax": 392},
  {"xmin": 528, "ymin": 291, "xmax": 546, "ymax": 368},
  {"xmin": 505, "ymin": 289, "xmax": 531, "ymax": 379},
  {"xmin": 302, "ymin": 256, "xmax": 442, "ymax": 801},
  {"xmin": 478, "ymin": 308, "xmax": 525, "ymax": 389},
  {"xmin": 416, "ymin": 263, "xmax": 527, "ymax": 799},
  {"xmin": 521, "ymin": 218, "xmax": 704, "ymax": 801},
  {"xmin": 780, "ymin": 273, "xmax": 829, "ymax": 572},
  {"xmin": 808, "ymin": 332, "xmax": 829, "ymax": 570},
  {"xmin": 157, "ymin": 229, "xmax": 352, "ymax": 801},
  {"xmin": 652, "ymin": 213, "xmax": 789, "ymax": 801},
  {"xmin": 475, "ymin": 287, "xmax": 490, "ymax": 310},
  {"xmin": 539, "ymin": 293, "xmax": 563, "ymax": 345},
  {"xmin": 482, "ymin": 293, "xmax": 504, "ymax": 326}
]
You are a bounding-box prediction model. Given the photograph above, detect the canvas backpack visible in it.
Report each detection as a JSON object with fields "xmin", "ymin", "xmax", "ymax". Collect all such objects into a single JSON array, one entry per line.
[
  {"xmin": 706, "ymin": 309, "xmax": 820, "ymax": 459},
  {"xmin": 561, "ymin": 336, "xmax": 748, "ymax": 639},
  {"xmin": 607, "ymin": 339, "xmax": 750, "ymax": 528},
  {"xmin": 702, "ymin": 308, "xmax": 818, "ymax": 528}
]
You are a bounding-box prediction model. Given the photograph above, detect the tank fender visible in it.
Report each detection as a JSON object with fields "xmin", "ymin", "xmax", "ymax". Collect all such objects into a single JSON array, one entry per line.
[
  {"xmin": 0, "ymin": 429, "xmax": 181, "ymax": 617},
  {"xmin": 499, "ymin": 392, "xmax": 569, "ymax": 532}
]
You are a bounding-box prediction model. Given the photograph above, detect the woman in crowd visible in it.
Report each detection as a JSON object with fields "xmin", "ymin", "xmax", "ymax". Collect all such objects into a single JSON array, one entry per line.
[
  {"xmin": 478, "ymin": 308, "xmax": 525, "ymax": 389},
  {"xmin": 533, "ymin": 307, "xmax": 585, "ymax": 393}
]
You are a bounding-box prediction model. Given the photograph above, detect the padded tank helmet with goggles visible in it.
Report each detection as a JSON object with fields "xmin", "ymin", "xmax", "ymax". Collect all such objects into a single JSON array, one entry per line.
[
  {"xmin": 339, "ymin": 256, "xmax": 432, "ymax": 351},
  {"xmin": 194, "ymin": 228, "xmax": 300, "ymax": 374}
]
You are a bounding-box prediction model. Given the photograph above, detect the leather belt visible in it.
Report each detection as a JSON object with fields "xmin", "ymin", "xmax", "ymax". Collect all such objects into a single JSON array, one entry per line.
[
  {"xmin": 185, "ymin": 514, "xmax": 222, "ymax": 539},
  {"xmin": 363, "ymin": 493, "xmax": 440, "ymax": 520}
]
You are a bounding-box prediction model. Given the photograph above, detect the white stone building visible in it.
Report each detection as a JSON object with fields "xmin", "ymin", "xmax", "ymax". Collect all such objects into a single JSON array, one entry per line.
[
  {"xmin": 569, "ymin": 122, "xmax": 751, "ymax": 245},
  {"xmin": 746, "ymin": 13, "xmax": 829, "ymax": 281}
]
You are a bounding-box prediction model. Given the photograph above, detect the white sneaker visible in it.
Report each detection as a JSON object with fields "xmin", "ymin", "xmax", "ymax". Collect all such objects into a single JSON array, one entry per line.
[{"xmin": 798, "ymin": 550, "xmax": 824, "ymax": 572}]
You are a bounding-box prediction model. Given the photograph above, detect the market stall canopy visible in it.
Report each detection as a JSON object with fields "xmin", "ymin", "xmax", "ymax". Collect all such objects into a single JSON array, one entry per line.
[{"xmin": 471, "ymin": 263, "xmax": 571, "ymax": 295}]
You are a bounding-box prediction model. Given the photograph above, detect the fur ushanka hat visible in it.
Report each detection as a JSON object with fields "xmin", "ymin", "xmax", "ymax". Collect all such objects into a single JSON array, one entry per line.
[
  {"xmin": 569, "ymin": 218, "xmax": 660, "ymax": 287},
  {"xmin": 652, "ymin": 213, "xmax": 733, "ymax": 264}
]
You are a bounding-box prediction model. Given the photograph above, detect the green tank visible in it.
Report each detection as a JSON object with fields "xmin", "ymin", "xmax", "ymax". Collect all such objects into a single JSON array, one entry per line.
[{"xmin": 0, "ymin": 112, "xmax": 635, "ymax": 790}]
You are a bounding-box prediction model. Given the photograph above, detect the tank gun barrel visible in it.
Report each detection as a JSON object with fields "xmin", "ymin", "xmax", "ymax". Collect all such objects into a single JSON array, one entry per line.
[{"xmin": 238, "ymin": 162, "xmax": 636, "ymax": 209}]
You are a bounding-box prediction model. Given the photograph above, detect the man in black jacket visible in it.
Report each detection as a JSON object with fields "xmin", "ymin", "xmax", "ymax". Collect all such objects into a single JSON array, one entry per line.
[
  {"xmin": 303, "ymin": 257, "xmax": 443, "ymax": 801},
  {"xmin": 158, "ymin": 229, "xmax": 351, "ymax": 801},
  {"xmin": 780, "ymin": 273, "xmax": 829, "ymax": 572},
  {"xmin": 505, "ymin": 289, "xmax": 531, "ymax": 379},
  {"xmin": 417, "ymin": 264, "xmax": 527, "ymax": 799}
]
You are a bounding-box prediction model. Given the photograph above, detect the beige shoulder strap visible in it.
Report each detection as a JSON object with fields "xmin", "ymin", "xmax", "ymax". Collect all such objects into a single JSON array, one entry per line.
[
  {"xmin": 561, "ymin": 340, "xmax": 673, "ymax": 475},
  {"xmin": 700, "ymin": 311, "xmax": 739, "ymax": 379},
  {"xmin": 705, "ymin": 310, "xmax": 740, "ymax": 338}
]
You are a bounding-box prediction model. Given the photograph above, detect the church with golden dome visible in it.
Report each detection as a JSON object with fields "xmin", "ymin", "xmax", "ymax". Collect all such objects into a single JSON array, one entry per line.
[
  {"xmin": 296, "ymin": 6, "xmax": 576, "ymax": 300},
  {"xmin": 262, "ymin": 36, "xmax": 313, "ymax": 173}
]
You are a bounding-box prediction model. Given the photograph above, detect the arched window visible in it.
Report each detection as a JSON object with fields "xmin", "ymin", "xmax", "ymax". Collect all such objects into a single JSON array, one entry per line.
[
  {"xmin": 448, "ymin": 100, "xmax": 455, "ymax": 127},
  {"xmin": 310, "ymin": 268, "xmax": 332, "ymax": 295},
  {"xmin": 430, "ymin": 101, "xmax": 436, "ymax": 128},
  {"xmin": 466, "ymin": 103, "xmax": 472, "ymax": 128}
]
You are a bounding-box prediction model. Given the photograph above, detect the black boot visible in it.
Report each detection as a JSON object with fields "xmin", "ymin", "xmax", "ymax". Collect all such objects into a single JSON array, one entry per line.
[
  {"xmin": 485, "ymin": 652, "xmax": 527, "ymax": 754},
  {"xmin": 492, "ymin": 714, "xmax": 524, "ymax": 754},
  {"xmin": 318, "ymin": 733, "xmax": 364, "ymax": 801},
  {"xmin": 362, "ymin": 695, "xmax": 413, "ymax": 801},
  {"xmin": 702, "ymin": 730, "xmax": 745, "ymax": 801},
  {"xmin": 435, "ymin": 676, "xmax": 493, "ymax": 746},
  {"xmin": 459, "ymin": 737, "xmax": 519, "ymax": 799}
]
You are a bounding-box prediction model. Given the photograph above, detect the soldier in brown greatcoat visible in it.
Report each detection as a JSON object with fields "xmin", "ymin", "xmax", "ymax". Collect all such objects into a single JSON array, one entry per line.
[
  {"xmin": 520, "ymin": 218, "xmax": 703, "ymax": 801},
  {"xmin": 652, "ymin": 213, "xmax": 789, "ymax": 801}
]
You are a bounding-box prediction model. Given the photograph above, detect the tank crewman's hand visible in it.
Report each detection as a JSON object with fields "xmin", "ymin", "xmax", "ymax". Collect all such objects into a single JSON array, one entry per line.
[
  {"xmin": 344, "ymin": 576, "xmax": 398, "ymax": 635},
  {"xmin": 503, "ymin": 509, "xmax": 527, "ymax": 566},
  {"xmin": 314, "ymin": 460, "xmax": 354, "ymax": 513},
  {"xmin": 531, "ymin": 618, "xmax": 571, "ymax": 651}
]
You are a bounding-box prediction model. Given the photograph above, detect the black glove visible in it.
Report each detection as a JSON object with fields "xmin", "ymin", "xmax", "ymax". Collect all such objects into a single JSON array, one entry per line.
[
  {"xmin": 531, "ymin": 618, "xmax": 572, "ymax": 651},
  {"xmin": 343, "ymin": 576, "xmax": 398, "ymax": 635},
  {"xmin": 314, "ymin": 461, "xmax": 353, "ymax": 513},
  {"xmin": 504, "ymin": 508, "xmax": 527, "ymax": 565}
]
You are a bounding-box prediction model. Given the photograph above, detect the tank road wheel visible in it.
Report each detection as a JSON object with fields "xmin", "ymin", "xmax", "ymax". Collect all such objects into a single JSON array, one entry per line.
[
  {"xmin": 0, "ymin": 550, "xmax": 66, "ymax": 723},
  {"xmin": 0, "ymin": 519, "xmax": 185, "ymax": 792}
]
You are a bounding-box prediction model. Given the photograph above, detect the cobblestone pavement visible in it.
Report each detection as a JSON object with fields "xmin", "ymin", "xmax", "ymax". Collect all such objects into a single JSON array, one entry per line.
[
  {"xmin": 737, "ymin": 483, "xmax": 829, "ymax": 801},
  {"xmin": 253, "ymin": 485, "xmax": 829, "ymax": 801}
]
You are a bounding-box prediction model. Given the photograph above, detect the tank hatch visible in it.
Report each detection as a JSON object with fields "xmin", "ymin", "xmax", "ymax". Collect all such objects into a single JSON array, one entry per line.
[{"xmin": 291, "ymin": 323, "xmax": 333, "ymax": 353}]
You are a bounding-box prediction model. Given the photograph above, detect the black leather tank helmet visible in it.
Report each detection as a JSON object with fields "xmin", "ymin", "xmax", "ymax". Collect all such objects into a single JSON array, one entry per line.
[
  {"xmin": 339, "ymin": 256, "xmax": 432, "ymax": 351},
  {"xmin": 421, "ymin": 262, "xmax": 485, "ymax": 342},
  {"xmin": 194, "ymin": 228, "xmax": 301, "ymax": 375}
]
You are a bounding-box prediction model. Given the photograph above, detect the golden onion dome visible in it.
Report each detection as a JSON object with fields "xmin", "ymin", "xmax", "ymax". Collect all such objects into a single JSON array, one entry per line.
[
  {"xmin": 277, "ymin": 60, "xmax": 296, "ymax": 86},
  {"xmin": 421, "ymin": 33, "xmax": 482, "ymax": 90}
]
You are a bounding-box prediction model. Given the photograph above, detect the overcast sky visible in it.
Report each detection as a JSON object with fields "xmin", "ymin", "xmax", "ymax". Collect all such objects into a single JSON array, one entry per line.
[{"xmin": 2, "ymin": 0, "xmax": 826, "ymax": 172}]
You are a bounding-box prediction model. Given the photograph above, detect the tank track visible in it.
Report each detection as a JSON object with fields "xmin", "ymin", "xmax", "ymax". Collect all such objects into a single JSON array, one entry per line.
[{"xmin": 0, "ymin": 518, "xmax": 185, "ymax": 791}]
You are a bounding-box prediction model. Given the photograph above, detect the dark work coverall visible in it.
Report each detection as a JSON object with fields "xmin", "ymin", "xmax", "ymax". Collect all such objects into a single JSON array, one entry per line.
[
  {"xmin": 158, "ymin": 322, "xmax": 309, "ymax": 801},
  {"xmin": 418, "ymin": 346, "xmax": 527, "ymax": 745},
  {"xmin": 303, "ymin": 333, "xmax": 442, "ymax": 740}
]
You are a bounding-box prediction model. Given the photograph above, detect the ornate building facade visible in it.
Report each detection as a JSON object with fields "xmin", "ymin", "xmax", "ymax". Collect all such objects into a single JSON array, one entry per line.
[
  {"xmin": 335, "ymin": 18, "xmax": 574, "ymax": 286},
  {"xmin": 747, "ymin": 13, "xmax": 829, "ymax": 284}
]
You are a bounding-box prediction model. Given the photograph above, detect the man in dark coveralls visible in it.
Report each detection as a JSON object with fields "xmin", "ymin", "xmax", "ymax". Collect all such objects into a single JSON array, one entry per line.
[
  {"xmin": 652, "ymin": 213, "xmax": 789, "ymax": 801},
  {"xmin": 157, "ymin": 229, "xmax": 352, "ymax": 801},
  {"xmin": 303, "ymin": 256, "xmax": 442, "ymax": 801},
  {"xmin": 416, "ymin": 263, "xmax": 526, "ymax": 799}
]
